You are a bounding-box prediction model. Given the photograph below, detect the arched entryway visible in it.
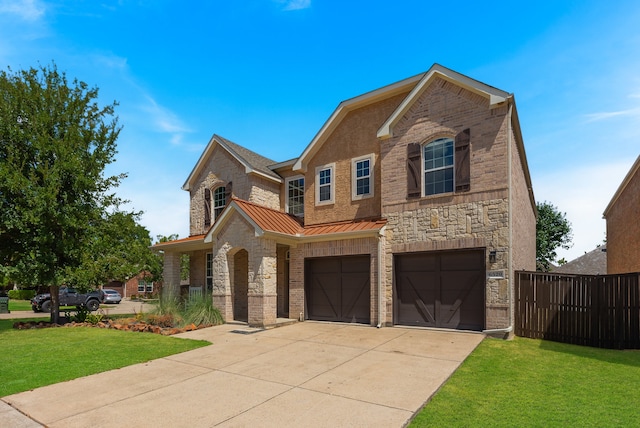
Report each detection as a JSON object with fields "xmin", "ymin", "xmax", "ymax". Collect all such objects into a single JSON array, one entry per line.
[{"xmin": 232, "ymin": 249, "xmax": 249, "ymax": 322}]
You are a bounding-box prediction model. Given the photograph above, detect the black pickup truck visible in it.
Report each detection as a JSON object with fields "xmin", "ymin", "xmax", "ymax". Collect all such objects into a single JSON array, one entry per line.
[{"xmin": 31, "ymin": 287, "xmax": 104, "ymax": 312}]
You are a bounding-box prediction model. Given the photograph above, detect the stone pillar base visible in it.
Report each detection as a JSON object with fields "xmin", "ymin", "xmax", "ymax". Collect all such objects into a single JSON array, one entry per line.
[
  {"xmin": 248, "ymin": 294, "xmax": 277, "ymax": 328},
  {"xmin": 212, "ymin": 293, "xmax": 233, "ymax": 323}
]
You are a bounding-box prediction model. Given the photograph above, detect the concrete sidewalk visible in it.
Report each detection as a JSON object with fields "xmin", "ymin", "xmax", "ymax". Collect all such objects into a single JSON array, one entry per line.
[
  {"xmin": 2, "ymin": 322, "xmax": 484, "ymax": 427},
  {"xmin": 0, "ymin": 298, "xmax": 155, "ymax": 320}
]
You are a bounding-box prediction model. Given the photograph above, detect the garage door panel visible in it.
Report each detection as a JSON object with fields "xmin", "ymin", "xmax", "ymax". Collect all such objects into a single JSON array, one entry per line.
[
  {"xmin": 395, "ymin": 250, "xmax": 485, "ymax": 331},
  {"xmin": 306, "ymin": 256, "xmax": 371, "ymax": 324}
]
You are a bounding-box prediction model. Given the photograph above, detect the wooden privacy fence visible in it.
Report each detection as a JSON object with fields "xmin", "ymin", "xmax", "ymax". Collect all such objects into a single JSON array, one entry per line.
[{"xmin": 515, "ymin": 271, "xmax": 640, "ymax": 349}]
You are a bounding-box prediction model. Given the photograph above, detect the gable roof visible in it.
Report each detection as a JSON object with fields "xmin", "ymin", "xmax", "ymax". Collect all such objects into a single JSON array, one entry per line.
[
  {"xmin": 292, "ymin": 64, "xmax": 510, "ymax": 172},
  {"xmin": 204, "ymin": 197, "xmax": 386, "ymax": 244},
  {"xmin": 182, "ymin": 134, "xmax": 281, "ymax": 191},
  {"xmin": 377, "ymin": 64, "xmax": 510, "ymax": 139},
  {"xmin": 603, "ymin": 155, "xmax": 640, "ymax": 217},
  {"xmin": 551, "ymin": 245, "xmax": 607, "ymax": 275},
  {"xmin": 293, "ymin": 72, "xmax": 423, "ymax": 172}
]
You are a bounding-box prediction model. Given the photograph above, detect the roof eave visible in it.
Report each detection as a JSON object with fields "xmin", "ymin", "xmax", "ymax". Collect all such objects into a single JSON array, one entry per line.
[
  {"xmin": 293, "ymin": 73, "xmax": 423, "ymax": 172},
  {"xmin": 377, "ymin": 64, "xmax": 510, "ymax": 140},
  {"xmin": 603, "ymin": 155, "xmax": 640, "ymax": 218}
]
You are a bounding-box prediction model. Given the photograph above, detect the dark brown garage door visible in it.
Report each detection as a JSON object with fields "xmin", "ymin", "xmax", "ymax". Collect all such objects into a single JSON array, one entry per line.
[
  {"xmin": 305, "ymin": 256, "xmax": 370, "ymax": 324},
  {"xmin": 394, "ymin": 249, "xmax": 485, "ymax": 331}
]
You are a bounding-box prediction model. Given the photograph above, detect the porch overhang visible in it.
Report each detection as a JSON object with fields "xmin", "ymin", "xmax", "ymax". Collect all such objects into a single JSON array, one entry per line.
[{"xmin": 151, "ymin": 234, "xmax": 210, "ymax": 252}]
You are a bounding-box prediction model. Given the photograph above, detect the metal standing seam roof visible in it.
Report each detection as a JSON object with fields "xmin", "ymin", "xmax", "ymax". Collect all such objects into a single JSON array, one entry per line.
[
  {"xmin": 232, "ymin": 198, "xmax": 386, "ymax": 237},
  {"xmin": 232, "ymin": 198, "xmax": 304, "ymax": 236}
]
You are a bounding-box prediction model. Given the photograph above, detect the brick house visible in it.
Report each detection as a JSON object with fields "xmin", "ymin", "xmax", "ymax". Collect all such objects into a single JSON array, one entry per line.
[
  {"xmin": 604, "ymin": 155, "xmax": 640, "ymax": 274},
  {"xmin": 153, "ymin": 64, "xmax": 536, "ymax": 335},
  {"xmin": 105, "ymin": 271, "xmax": 158, "ymax": 298}
]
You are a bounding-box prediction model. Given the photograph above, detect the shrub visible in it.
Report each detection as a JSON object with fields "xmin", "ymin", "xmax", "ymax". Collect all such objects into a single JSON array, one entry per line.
[
  {"xmin": 183, "ymin": 294, "xmax": 223, "ymax": 327},
  {"xmin": 8, "ymin": 289, "xmax": 35, "ymax": 300}
]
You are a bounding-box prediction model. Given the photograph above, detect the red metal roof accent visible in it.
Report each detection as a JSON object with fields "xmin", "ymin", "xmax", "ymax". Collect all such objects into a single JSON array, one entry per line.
[
  {"xmin": 152, "ymin": 234, "xmax": 206, "ymax": 247},
  {"xmin": 303, "ymin": 219, "xmax": 387, "ymax": 236},
  {"xmin": 232, "ymin": 198, "xmax": 303, "ymax": 236},
  {"xmin": 232, "ymin": 198, "xmax": 386, "ymax": 238}
]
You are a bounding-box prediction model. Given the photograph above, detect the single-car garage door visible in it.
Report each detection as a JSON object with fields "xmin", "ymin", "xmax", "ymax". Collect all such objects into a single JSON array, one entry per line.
[
  {"xmin": 394, "ymin": 249, "xmax": 485, "ymax": 331},
  {"xmin": 305, "ymin": 256, "xmax": 370, "ymax": 324}
]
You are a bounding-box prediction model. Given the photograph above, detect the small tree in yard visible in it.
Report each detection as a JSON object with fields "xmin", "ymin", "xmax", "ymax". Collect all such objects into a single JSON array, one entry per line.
[
  {"xmin": 0, "ymin": 64, "xmax": 125, "ymax": 323},
  {"xmin": 536, "ymin": 201, "xmax": 573, "ymax": 271}
]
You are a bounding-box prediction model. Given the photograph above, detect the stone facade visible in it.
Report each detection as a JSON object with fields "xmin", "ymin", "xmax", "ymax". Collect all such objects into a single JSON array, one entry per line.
[{"xmin": 158, "ymin": 65, "xmax": 536, "ymax": 332}]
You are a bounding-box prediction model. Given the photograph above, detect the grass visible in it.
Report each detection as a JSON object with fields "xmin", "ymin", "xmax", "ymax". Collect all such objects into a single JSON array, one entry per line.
[
  {"xmin": 410, "ymin": 336, "xmax": 640, "ymax": 427},
  {"xmin": 0, "ymin": 318, "xmax": 210, "ymax": 397},
  {"xmin": 8, "ymin": 299, "xmax": 33, "ymax": 312}
]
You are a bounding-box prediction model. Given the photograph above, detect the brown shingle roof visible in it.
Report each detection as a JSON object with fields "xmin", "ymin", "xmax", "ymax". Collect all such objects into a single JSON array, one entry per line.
[
  {"xmin": 551, "ymin": 245, "xmax": 607, "ymax": 275},
  {"xmin": 215, "ymin": 135, "xmax": 281, "ymax": 181}
]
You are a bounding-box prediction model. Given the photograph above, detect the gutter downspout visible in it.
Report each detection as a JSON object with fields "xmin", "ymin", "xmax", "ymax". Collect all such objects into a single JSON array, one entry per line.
[
  {"xmin": 377, "ymin": 227, "xmax": 386, "ymax": 328},
  {"xmin": 483, "ymin": 97, "xmax": 515, "ymax": 338},
  {"xmin": 505, "ymin": 96, "xmax": 515, "ymax": 336}
]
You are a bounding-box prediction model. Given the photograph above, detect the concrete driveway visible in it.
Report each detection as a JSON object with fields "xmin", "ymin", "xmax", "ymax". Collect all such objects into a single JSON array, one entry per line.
[{"xmin": 2, "ymin": 322, "xmax": 484, "ymax": 427}]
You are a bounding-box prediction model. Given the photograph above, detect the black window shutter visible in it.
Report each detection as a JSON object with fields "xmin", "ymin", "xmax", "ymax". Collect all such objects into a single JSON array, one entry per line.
[
  {"xmin": 455, "ymin": 128, "xmax": 471, "ymax": 192},
  {"xmin": 224, "ymin": 181, "xmax": 232, "ymax": 204},
  {"xmin": 407, "ymin": 143, "xmax": 421, "ymax": 198},
  {"xmin": 204, "ymin": 188, "xmax": 211, "ymax": 228}
]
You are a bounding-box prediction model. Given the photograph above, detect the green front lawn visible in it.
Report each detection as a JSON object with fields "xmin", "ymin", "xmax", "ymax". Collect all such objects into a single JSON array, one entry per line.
[
  {"xmin": 411, "ymin": 337, "xmax": 640, "ymax": 427},
  {"xmin": 0, "ymin": 318, "xmax": 209, "ymax": 397},
  {"xmin": 8, "ymin": 299, "xmax": 33, "ymax": 311}
]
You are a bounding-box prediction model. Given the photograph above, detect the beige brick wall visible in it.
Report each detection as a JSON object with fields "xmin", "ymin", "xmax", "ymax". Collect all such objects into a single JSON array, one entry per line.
[
  {"xmin": 303, "ymin": 92, "xmax": 410, "ymax": 225},
  {"xmin": 607, "ymin": 163, "xmax": 640, "ymax": 273},
  {"xmin": 288, "ymin": 237, "xmax": 382, "ymax": 325},
  {"xmin": 510, "ymin": 120, "xmax": 537, "ymax": 273},
  {"xmin": 378, "ymin": 77, "xmax": 527, "ymax": 330},
  {"xmin": 189, "ymin": 145, "xmax": 280, "ymax": 236}
]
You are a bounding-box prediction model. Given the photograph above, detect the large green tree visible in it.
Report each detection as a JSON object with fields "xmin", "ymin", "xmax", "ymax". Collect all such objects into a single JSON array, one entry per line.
[
  {"xmin": 68, "ymin": 211, "xmax": 163, "ymax": 289},
  {"xmin": 536, "ymin": 201, "xmax": 573, "ymax": 271},
  {"xmin": 0, "ymin": 64, "xmax": 123, "ymax": 323}
]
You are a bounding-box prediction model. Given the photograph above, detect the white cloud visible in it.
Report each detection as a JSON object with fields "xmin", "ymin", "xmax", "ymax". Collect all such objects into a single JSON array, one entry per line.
[
  {"xmin": 0, "ymin": 0, "xmax": 45, "ymax": 21},
  {"xmin": 278, "ymin": 0, "xmax": 311, "ymax": 11},
  {"xmin": 141, "ymin": 95, "xmax": 191, "ymax": 134},
  {"xmin": 532, "ymin": 157, "xmax": 636, "ymax": 262},
  {"xmin": 584, "ymin": 107, "xmax": 640, "ymax": 123}
]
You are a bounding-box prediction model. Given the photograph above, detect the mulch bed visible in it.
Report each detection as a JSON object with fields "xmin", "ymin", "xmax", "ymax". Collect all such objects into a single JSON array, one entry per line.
[{"xmin": 13, "ymin": 319, "xmax": 212, "ymax": 335}]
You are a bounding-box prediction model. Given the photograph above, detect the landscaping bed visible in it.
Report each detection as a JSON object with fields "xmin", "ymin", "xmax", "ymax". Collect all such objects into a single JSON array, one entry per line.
[{"xmin": 13, "ymin": 317, "xmax": 213, "ymax": 335}]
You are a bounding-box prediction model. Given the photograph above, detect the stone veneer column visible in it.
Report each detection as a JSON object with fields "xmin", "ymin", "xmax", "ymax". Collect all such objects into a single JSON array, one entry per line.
[
  {"xmin": 212, "ymin": 243, "xmax": 234, "ymax": 322},
  {"xmin": 163, "ymin": 252, "xmax": 181, "ymax": 296},
  {"xmin": 247, "ymin": 239, "xmax": 277, "ymax": 327}
]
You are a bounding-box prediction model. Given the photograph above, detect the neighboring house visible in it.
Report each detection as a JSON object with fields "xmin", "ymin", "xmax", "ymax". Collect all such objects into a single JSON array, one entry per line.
[
  {"xmin": 551, "ymin": 245, "xmax": 607, "ymax": 275},
  {"xmin": 603, "ymin": 155, "xmax": 640, "ymax": 274},
  {"xmin": 153, "ymin": 64, "xmax": 536, "ymax": 334},
  {"xmin": 104, "ymin": 271, "xmax": 159, "ymax": 298}
]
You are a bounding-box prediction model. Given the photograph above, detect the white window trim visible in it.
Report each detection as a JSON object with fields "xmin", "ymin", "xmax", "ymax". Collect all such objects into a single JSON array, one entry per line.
[
  {"xmin": 212, "ymin": 186, "xmax": 226, "ymax": 220},
  {"xmin": 351, "ymin": 154, "xmax": 374, "ymax": 201},
  {"xmin": 315, "ymin": 163, "xmax": 335, "ymax": 206},
  {"xmin": 421, "ymin": 138, "xmax": 455, "ymax": 197},
  {"xmin": 285, "ymin": 175, "xmax": 305, "ymax": 216}
]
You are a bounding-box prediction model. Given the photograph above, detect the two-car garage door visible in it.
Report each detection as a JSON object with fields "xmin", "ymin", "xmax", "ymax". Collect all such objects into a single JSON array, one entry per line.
[
  {"xmin": 304, "ymin": 250, "xmax": 485, "ymax": 331},
  {"xmin": 394, "ymin": 249, "xmax": 485, "ymax": 331},
  {"xmin": 305, "ymin": 256, "xmax": 370, "ymax": 324}
]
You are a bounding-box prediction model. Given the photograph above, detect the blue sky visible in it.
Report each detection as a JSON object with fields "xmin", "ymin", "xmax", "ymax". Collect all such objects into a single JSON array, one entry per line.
[{"xmin": 1, "ymin": 0, "xmax": 639, "ymax": 262}]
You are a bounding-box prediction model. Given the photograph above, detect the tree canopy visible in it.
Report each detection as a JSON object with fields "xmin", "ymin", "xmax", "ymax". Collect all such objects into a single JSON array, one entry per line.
[
  {"xmin": 0, "ymin": 63, "xmax": 153, "ymax": 321},
  {"xmin": 536, "ymin": 201, "xmax": 573, "ymax": 271}
]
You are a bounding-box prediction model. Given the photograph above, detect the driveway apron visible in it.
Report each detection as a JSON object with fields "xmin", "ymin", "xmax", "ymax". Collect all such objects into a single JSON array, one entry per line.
[{"xmin": 2, "ymin": 322, "xmax": 484, "ymax": 427}]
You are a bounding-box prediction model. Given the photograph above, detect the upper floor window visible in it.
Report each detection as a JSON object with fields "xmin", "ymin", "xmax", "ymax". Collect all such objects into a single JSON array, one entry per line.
[
  {"xmin": 423, "ymin": 138, "xmax": 454, "ymax": 196},
  {"xmin": 286, "ymin": 176, "xmax": 304, "ymax": 216},
  {"xmin": 315, "ymin": 163, "xmax": 335, "ymax": 205},
  {"xmin": 352, "ymin": 154, "xmax": 373, "ymax": 200},
  {"xmin": 213, "ymin": 186, "xmax": 226, "ymax": 219}
]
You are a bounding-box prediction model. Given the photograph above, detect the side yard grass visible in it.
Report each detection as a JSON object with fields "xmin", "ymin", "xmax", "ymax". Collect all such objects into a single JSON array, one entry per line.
[
  {"xmin": 410, "ymin": 336, "xmax": 640, "ymax": 427},
  {"xmin": 0, "ymin": 318, "xmax": 209, "ymax": 397}
]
